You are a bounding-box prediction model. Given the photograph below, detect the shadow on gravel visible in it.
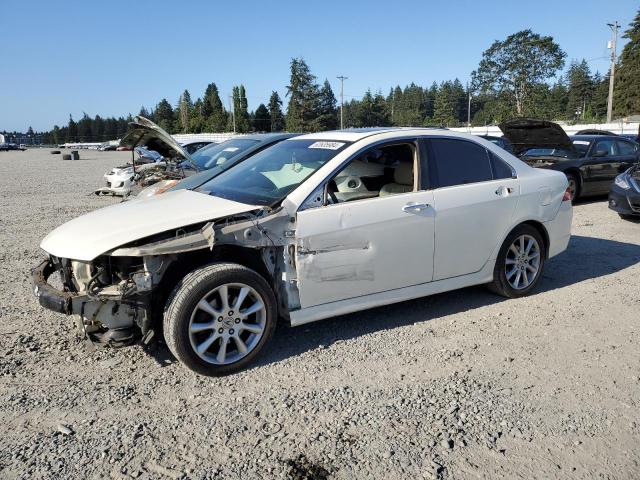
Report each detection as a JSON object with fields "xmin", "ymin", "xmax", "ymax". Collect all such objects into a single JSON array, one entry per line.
[{"xmin": 252, "ymin": 234, "xmax": 640, "ymax": 369}]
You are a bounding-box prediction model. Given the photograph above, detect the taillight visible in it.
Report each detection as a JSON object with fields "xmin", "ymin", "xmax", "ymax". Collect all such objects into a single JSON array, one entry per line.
[{"xmin": 562, "ymin": 187, "xmax": 572, "ymax": 202}]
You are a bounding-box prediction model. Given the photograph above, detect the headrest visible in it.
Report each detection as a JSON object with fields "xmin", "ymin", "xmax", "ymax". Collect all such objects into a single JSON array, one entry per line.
[{"xmin": 394, "ymin": 161, "xmax": 413, "ymax": 185}]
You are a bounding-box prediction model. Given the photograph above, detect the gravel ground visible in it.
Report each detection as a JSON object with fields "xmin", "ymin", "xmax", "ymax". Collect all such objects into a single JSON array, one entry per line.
[{"xmin": 0, "ymin": 148, "xmax": 639, "ymax": 479}]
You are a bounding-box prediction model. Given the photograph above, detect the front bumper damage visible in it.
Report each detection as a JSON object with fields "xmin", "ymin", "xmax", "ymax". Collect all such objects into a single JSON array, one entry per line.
[
  {"xmin": 31, "ymin": 257, "xmax": 153, "ymax": 347},
  {"xmin": 32, "ymin": 259, "xmax": 76, "ymax": 314}
]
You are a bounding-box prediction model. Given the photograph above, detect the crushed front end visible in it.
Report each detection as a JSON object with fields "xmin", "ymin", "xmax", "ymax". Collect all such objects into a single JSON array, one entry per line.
[{"xmin": 32, "ymin": 254, "xmax": 164, "ymax": 347}]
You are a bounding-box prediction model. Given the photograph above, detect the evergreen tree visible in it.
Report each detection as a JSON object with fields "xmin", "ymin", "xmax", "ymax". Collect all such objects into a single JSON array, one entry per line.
[
  {"xmin": 268, "ymin": 91, "xmax": 285, "ymax": 131},
  {"xmin": 67, "ymin": 115, "xmax": 77, "ymax": 142},
  {"xmin": 154, "ymin": 99, "xmax": 174, "ymax": 132},
  {"xmin": 614, "ymin": 9, "xmax": 640, "ymax": 117},
  {"xmin": 227, "ymin": 85, "xmax": 250, "ymax": 133},
  {"xmin": 253, "ymin": 104, "xmax": 271, "ymax": 132},
  {"xmin": 285, "ymin": 58, "xmax": 319, "ymax": 132},
  {"xmin": 178, "ymin": 90, "xmax": 193, "ymax": 133},
  {"xmin": 314, "ymin": 79, "xmax": 338, "ymax": 131},
  {"xmin": 433, "ymin": 82, "xmax": 457, "ymax": 127},
  {"xmin": 565, "ymin": 60, "xmax": 594, "ymax": 121},
  {"xmin": 202, "ymin": 83, "xmax": 227, "ymax": 132}
]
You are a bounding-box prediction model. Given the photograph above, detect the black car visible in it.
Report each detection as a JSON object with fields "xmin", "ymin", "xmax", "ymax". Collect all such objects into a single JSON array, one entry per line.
[
  {"xmin": 477, "ymin": 135, "xmax": 513, "ymax": 153},
  {"xmin": 500, "ymin": 118, "xmax": 640, "ymax": 201},
  {"xmin": 609, "ymin": 163, "xmax": 640, "ymax": 220}
]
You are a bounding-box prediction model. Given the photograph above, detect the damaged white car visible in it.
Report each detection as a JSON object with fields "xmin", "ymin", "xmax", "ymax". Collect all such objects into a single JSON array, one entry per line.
[{"xmin": 33, "ymin": 128, "xmax": 572, "ymax": 376}]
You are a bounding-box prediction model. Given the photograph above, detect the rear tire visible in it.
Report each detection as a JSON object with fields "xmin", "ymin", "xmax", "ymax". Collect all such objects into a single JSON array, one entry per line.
[
  {"xmin": 163, "ymin": 262, "xmax": 277, "ymax": 376},
  {"xmin": 488, "ymin": 225, "xmax": 546, "ymax": 298}
]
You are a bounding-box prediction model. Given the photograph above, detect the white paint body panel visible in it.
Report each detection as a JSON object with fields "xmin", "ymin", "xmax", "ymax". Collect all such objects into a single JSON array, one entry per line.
[
  {"xmin": 432, "ymin": 178, "xmax": 520, "ymax": 280},
  {"xmin": 295, "ymin": 191, "xmax": 435, "ymax": 308},
  {"xmin": 40, "ymin": 190, "xmax": 259, "ymax": 261}
]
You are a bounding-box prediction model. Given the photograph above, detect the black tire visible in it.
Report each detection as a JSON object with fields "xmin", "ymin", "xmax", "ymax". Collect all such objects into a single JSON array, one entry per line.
[
  {"xmin": 62, "ymin": 154, "xmax": 72, "ymax": 160},
  {"xmin": 565, "ymin": 172, "xmax": 580, "ymax": 203},
  {"xmin": 163, "ymin": 262, "xmax": 277, "ymax": 376},
  {"xmin": 487, "ymin": 224, "xmax": 546, "ymax": 298},
  {"xmin": 619, "ymin": 213, "xmax": 638, "ymax": 221}
]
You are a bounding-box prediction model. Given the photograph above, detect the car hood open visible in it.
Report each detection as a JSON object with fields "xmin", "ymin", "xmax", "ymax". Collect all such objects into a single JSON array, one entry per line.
[
  {"xmin": 499, "ymin": 118, "xmax": 575, "ymax": 157},
  {"xmin": 120, "ymin": 116, "xmax": 197, "ymax": 169},
  {"xmin": 40, "ymin": 190, "xmax": 260, "ymax": 261}
]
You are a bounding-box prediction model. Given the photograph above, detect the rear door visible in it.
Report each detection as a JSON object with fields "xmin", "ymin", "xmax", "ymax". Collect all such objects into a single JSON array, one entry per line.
[
  {"xmin": 424, "ymin": 138, "xmax": 520, "ymax": 281},
  {"xmin": 615, "ymin": 139, "xmax": 639, "ymax": 172}
]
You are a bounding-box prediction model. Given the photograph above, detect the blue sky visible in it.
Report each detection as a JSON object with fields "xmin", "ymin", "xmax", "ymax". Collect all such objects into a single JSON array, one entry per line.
[{"xmin": 1, "ymin": 0, "xmax": 637, "ymax": 132}]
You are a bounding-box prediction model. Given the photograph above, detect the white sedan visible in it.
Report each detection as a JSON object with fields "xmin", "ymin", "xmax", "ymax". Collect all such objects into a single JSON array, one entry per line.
[{"xmin": 33, "ymin": 128, "xmax": 572, "ymax": 376}]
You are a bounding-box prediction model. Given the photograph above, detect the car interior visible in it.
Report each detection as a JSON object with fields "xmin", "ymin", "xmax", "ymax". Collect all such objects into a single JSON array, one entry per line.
[{"xmin": 327, "ymin": 143, "xmax": 416, "ymax": 203}]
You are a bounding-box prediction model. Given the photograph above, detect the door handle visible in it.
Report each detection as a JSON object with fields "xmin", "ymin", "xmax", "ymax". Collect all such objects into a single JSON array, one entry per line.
[
  {"xmin": 495, "ymin": 186, "xmax": 514, "ymax": 197},
  {"xmin": 402, "ymin": 202, "xmax": 430, "ymax": 213}
]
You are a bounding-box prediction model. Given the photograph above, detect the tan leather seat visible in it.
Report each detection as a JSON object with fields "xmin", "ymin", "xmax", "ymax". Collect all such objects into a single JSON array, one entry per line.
[{"xmin": 379, "ymin": 162, "xmax": 414, "ymax": 197}]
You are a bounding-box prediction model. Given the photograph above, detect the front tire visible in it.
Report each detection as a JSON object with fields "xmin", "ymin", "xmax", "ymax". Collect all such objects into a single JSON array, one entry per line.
[
  {"xmin": 488, "ymin": 225, "xmax": 546, "ymax": 298},
  {"xmin": 163, "ymin": 262, "xmax": 277, "ymax": 376},
  {"xmin": 565, "ymin": 173, "xmax": 580, "ymax": 203}
]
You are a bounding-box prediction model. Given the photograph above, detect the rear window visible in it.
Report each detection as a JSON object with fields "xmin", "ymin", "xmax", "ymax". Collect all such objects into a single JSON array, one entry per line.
[
  {"xmin": 617, "ymin": 140, "xmax": 637, "ymax": 155},
  {"xmin": 490, "ymin": 152, "xmax": 515, "ymax": 179},
  {"xmin": 429, "ymin": 139, "xmax": 493, "ymax": 188}
]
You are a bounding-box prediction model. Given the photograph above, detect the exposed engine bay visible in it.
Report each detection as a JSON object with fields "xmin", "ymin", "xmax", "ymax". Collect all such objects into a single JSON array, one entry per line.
[{"xmin": 33, "ymin": 207, "xmax": 299, "ymax": 348}]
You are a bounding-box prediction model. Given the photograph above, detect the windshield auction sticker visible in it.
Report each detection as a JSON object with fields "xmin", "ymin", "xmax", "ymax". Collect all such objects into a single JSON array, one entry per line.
[
  {"xmin": 308, "ymin": 141, "xmax": 345, "ymax": 150},
  {"xmin": 573, "ymin": 140, "xmax": 590, "ymax": 145}
]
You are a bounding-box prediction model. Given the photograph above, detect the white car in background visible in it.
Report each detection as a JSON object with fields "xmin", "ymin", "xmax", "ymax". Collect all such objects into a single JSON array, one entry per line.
[{"xmin": 33, "ymin": 128, "xmax": 572, "ymax": 376}]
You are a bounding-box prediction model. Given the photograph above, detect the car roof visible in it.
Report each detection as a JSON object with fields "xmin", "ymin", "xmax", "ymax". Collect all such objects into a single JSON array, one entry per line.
[
  {"xmin": 291, "ymin": 127, "xmax": 446, "ymax": 142},
  {"xmin": 236, "ymin": 132, "xmax": 300, "ymax": 141},
  {"xmin": 181, "ymin": 139, "xmax": 214, "ymax": 145},
  {"xmin": 570, "ymin": 134, "xmax": 621, "ymax": 141}
]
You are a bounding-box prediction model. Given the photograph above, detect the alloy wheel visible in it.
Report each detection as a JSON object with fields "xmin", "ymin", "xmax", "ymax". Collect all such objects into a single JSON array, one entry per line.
[
  {"xmin": 188, "ymin": 283, "xmax": 266, "ymax": 365},
  {"xmin": 505, "ymin": 234, "xmax": 541, "ymax": 290}
]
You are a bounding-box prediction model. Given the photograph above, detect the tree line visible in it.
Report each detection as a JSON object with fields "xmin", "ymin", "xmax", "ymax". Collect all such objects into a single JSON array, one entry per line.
[{"xmin": 6, "ymin": 7, "xmax": 639, "ymax": 144}]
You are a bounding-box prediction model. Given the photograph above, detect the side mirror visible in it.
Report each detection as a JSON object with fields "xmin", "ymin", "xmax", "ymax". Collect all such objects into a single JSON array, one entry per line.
[{"xmin": 592, "ymin": 150, "xmax": 608, "ymax": 158}]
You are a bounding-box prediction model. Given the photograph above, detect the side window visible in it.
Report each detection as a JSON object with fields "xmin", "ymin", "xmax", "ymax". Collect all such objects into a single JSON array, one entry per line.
[
  {"xmin": 594, "ymin": 139, "xmax": 616, "ymax": 157},
  {"xmin": 616, "ymin": 140, "xmax": 636, "ymax": 155},
  {"xmin": 429, "ymin": 139, "xmax": 493, "ymax": 188},
  {"xmin": 490, "ymin": 152, "xmax": 515, "ymax": 179},
  {"xmin": 326, "ymin": 142, "xmax": 416, "ymax": 204}
]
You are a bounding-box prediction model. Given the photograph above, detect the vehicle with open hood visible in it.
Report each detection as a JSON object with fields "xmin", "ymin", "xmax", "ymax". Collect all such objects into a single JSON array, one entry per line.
[
  {"xmin": 32, "ymin": 128, "xmax": 572, "ymax": 376},
  {"xmin": 500, "ymin": 118, "xmax": 640, "ymax": 201},
  {"xmin": 137, "ymin": 132, "xmax": 300, "ymax": 197}
]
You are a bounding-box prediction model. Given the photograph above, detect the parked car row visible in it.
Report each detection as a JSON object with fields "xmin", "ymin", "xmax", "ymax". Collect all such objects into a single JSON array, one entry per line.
[
  {"xmin": 33, "ymin": 117, "xmax": 573, "ymax": 376},
  {"xmin": 0, "ymin": 143, "xmax": 27, "ymax": 151}
]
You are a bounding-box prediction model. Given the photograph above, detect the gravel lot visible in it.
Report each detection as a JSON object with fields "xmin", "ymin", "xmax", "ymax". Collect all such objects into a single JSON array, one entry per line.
[{"xmin": 0, "ymin": 148, "xmax": 639, "ymax": 479}]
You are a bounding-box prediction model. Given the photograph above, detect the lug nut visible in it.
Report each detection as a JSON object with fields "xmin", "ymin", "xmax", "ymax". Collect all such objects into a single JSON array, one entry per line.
[
  {"xmin": 218, "ymin": 328, "xmax": 223, "ymax": 334},
  {"xmin": 235, "ymin": 318, "xmax": 240, "ymax": 323},
  {"xmin": 218, "ymin": 316, "xmax": 223, "ymax": 322},
  {"xmin": 229, "ymin": 329, "xmax": 234, "ymax": 335},
  {"xmin": 229, "ymin": 310, "xmax": 234, "ymax": 316}
]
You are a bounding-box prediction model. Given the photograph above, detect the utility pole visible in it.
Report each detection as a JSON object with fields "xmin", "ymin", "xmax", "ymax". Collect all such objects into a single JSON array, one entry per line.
[
  {"xmin": 466, "ymin": 82, "xmax": 472, "ymax": 130},
  {"xmin": 606, "ymin": 21, "xmax": 619, "ymax": 124},
  {"xmin": 337, "ymin": 75, "xmax": 348, "ymax": 129}
]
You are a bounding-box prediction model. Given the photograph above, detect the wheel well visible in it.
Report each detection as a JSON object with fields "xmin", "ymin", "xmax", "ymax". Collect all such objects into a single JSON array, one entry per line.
[
  {"xmin": 151, "ymin": 246, "xmax": 274, "ymax": 327},
  {"xmin": 520, "ymin": 220, "xmax": 550, "ymax": 259},
  {"xmin": 564, "ymin": 168, "xmax": 582, "ymax": 187}
]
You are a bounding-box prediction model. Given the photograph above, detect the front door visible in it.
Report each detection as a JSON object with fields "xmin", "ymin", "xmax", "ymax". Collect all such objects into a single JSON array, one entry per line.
[{"xmin": 294, "ymin": 140, "xmax": 435, "ymax": 309}]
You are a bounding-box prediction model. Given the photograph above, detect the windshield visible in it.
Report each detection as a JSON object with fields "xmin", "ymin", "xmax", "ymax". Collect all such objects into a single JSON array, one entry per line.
[
  {"xmin": 196, "ymin": 139, "xmax": 350, "ymax": 205},
  {"xmin": 521, "ymin": 147, "xmax": 579, "ymax": 159},
  {"xmin": 191, "ymin": 138, "xmax": 260, "ymax": 170},
  {"xmin": 571, "ymin": 140, "xmax": 591, "ymax": 157}
]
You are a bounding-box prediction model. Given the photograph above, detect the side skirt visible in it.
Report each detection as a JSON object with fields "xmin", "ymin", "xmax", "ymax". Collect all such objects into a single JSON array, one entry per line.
[{"xmin": 289, "ymin": 262, "xmax": 495, "ymax": 327}]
